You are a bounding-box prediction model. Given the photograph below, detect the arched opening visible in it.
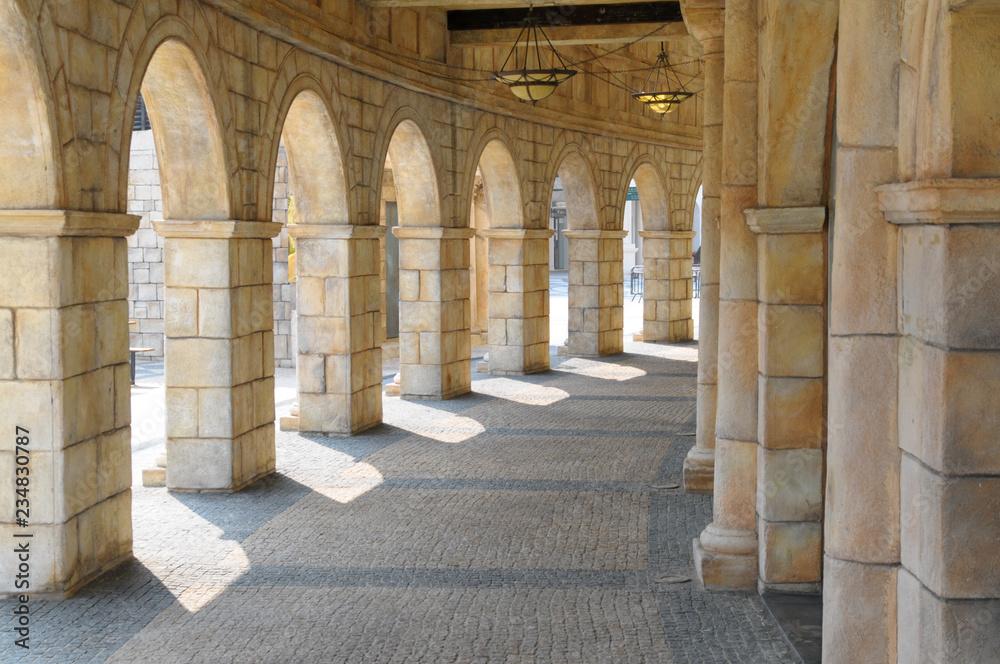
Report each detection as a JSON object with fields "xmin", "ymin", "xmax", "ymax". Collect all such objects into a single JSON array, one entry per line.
[
  {"xmin": 381, "ymin": 118, "xmax": 469, "ymax": 399},
  {"xmin": 121, "ymin": 37, "xmax": 244, "ymax": 493},
  {"xmin": 549, "ymin": 151, "xmax": 601, "ymax": 354},
  {"xmin": 269, "ymin": 87, "xmax": 350, "ymax": 431},
  {"xmin": 0, "ymin": 2, "xmax": 59, "ymax": 208},
  {"xmin": 627, "ymin": 162, "xmax": 670, "ymax": 342}
]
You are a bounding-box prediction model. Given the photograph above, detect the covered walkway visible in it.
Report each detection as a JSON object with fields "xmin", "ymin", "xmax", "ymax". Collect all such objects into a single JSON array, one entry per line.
[{"xmin": 13, "ymin": 341, "xmax": 797, "ymax": 663}]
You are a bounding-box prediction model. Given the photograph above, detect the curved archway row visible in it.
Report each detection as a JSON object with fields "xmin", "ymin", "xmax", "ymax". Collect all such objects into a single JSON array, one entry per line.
[{"xmin": 0, "ymin": 1, "xmax": 702, "ymax": 598}]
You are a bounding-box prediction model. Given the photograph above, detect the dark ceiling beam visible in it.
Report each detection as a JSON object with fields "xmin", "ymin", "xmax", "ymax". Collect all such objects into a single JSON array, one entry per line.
[{"xmin": 447, "ymin": 3, "xmax": 684, "ymax": 32}]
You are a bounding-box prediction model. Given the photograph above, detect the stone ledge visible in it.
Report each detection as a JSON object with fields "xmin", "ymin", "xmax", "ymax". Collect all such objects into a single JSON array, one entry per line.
[
  {"xmin": 638, "ymin": 230, "xmax": 697, "ymax": 240},
  {"xmin": 481, "ymin": 228, "xmax": 555, "ymax": 240},
  {"xmin": 876, "ymin": 178, "xmax": 1000, "ymax": 225},
  {"xmin": 0, "ymin": 210, "xmax": 140, "ymax": 237},
  {"xmin": 153, "ymin": 220, "xmax": 283, "ymax": 239},
  {"xmin": 392, "ymin": 226, "xmax": 477, "ymax": 240},
  {"xmin": 287, "ymin": 223, "xmax": 386, "ymax": 239},
  {"xmin": 562, "ymin": 230, "xmax": 630, "ymax": 240},
  {"xmin": 745, "ymin": 207, "xmax": 826, "ymax": 234}
]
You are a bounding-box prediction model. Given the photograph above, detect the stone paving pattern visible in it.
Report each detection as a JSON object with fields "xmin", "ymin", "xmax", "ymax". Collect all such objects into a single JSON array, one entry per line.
[{"xmin": 3, "ymin": 342, "xmax": 796, "ymax": 663}]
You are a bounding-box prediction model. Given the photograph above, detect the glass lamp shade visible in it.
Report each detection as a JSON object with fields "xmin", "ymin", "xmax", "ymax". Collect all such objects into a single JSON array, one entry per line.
[
  {"xmin": 632, "ymin": 91, "xmax": 694, "ymax": 114},
  {"xmin": 492, "ymin": 69, "xmax": 576, "ymax": 103}
]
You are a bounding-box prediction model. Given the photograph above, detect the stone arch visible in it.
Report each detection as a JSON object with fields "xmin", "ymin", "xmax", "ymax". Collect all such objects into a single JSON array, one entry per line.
[
  {"xmin": 0, "ymin": 0, "xmax": 62, "ymax": 208},
  {"xmin": 618, "ymin": 152, "xmax": 671, "ymax": 232},
  {"xmin": 546, "ymin": 136, "xmax": 602, "ymax": 231},
  {"xmin": 260, "ymin": 52, "xmax": 353, "ymax": 224},
  {"xmin": 265, "ymin": 79, "xmax": 350, "ymax": 225},
  {"xmin": 378, "ymin": 111, "xmax": 443, "ymax": 228},
  {"xmin": 110, "ymin": 5, "xmax": 236, "ymax": 219},
  {"xmin": 471, "ymin": 135, "xmax": 525, "ymax": 230}
]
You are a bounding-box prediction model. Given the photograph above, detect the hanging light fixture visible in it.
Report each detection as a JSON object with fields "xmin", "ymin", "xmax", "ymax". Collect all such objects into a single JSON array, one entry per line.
[
  {"xmin": 491, "ymin": 10, "xmax": 576, "ymax": 104},
  {"xmin": 632, "ymin": 43, "xmax": 694, "ymax": 115}
]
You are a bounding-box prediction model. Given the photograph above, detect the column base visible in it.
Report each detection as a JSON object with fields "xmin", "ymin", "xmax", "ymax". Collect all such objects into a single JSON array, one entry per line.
[
  {"xmin": 758, "ymin": 579, "xmax": 822, "ymax": 595},
  {"xmin": 683, "ymin": 446, "xmax": 715, "ymax": 494},
  {"xmin": 694, "ymin": 524, "xmax": 758, "ymax": 591}
]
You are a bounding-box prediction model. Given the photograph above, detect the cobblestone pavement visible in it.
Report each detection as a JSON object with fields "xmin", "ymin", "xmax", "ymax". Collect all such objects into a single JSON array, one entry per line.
[{"xmin": 4, "ymin": 341, "xmax": 796, "ymax": 663}]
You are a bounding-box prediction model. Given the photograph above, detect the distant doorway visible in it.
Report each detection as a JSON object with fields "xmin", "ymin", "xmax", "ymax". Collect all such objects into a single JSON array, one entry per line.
[{"xmin": 385, "ymin": 201, "xmax": 399, "ymax": 339}]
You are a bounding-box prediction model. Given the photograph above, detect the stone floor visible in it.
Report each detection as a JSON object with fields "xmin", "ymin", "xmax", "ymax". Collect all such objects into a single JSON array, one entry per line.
[{"xmin": 3, "ymin": 336, "xmax": 800, "ymax": 663}]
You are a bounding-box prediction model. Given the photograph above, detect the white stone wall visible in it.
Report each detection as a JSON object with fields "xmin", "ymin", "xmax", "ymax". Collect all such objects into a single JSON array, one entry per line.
[
  {"xmin": 126, "ymin": 132, "xmax": 296, "ymax": 367},
  {"xmin": 126, "ymin": 130, "xmax": 165, "ymax": 357}
]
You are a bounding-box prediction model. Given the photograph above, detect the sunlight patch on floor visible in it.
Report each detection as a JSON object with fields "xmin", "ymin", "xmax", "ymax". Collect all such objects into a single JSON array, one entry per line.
[
  {"xmin": 553, "ymin": 357, "xmax": 647, "ymax": 381},
  {"xmin": 474, "ymin": 377, "xmax": 570, "ymax": 406}
]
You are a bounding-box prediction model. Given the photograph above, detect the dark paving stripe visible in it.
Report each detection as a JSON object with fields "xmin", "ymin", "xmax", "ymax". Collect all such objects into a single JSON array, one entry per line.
[
  {"xmin": 231, "ymin": 566, "xmax": 658, "ymax": 590},
  {"xmin": 370, "ymin": 478, "xmax": 663, "ymax": 493}
]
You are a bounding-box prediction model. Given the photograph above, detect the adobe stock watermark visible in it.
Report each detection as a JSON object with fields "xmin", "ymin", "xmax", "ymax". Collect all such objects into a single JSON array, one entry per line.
[{"xmin": 11, "ymin": 425, "xmax": 32, "ymax": 650}]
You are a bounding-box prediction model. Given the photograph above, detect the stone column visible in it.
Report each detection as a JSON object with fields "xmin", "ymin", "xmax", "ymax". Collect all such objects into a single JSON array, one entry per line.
[
  {"xmin": 747, "ymin": 207, "xmax": 826, "ymax": 593},
  {"xmin": 639, "ymin": 230, "xmax": 695, "ymax": 342},
  {"xmin": 393, "ymin": 226, "xmax": 474, "ymax": 399},
  {"xmin": 877, "ymin": 179, "xmax": 1000, "ymax": 662},
  {"xmin": 563, "ymin": 229, "xmax": 628, "ymax": 357},
  {"xmin": 482, "ymin": 228, "xmax": 554, "ymax": 375},
  {"xmin": 824, "ymin": 2, "xmax": 901, "ymax": 660},
  {"xmin": 683, "ymin": 9, "xmax": 725, "ymax": 493},
  {"xmin": 693, "ymin": 0, "xmax": 759, "ymax": 591},
  {"xmin": 0, "ymin": 210, "xmax": 138, "ymax": 595},
  {"xmin": 289, "ymin": 223, "xmax": 384, "ymax": 434},
  {"xmin": 157, "ymin": 220, "xmax": 280, "ymax": 492}
]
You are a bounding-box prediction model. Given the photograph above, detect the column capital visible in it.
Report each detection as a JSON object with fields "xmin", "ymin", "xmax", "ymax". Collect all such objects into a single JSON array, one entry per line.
[
  {"xmin": 287, "ymin": 223, "xmax": 386, "ymax": 239},
  {"xmin": 392, "ymin": 226, "xmax": 476, "ymax": 240},
  {"xmin": 153, "ymin": 220, "xmax": 283, "ymax": 239},
  {"xmin": 639, "ymin": 230, "xmax": 697, "ymax": 240},
  {"xmin": 745, "ymin": 207, "xmax": 826, "ymax": 234},
  {"xmin": 876, "ymin": 178, "xmax": 1000, "ymax": 225},
  {"xmin": 680, "ymin": 4, "xmax": 725, "ymax": 57},
  {"xmin": 481, "ymin": 228, "xmax": 554, "ymax": 240},
  {"xmin": 562, "ymin": 230, "xmax": 629, "ymax": 240},
  {"xmin": 0, "ymin": 210, "xmax": 140, "ymax": 237}
]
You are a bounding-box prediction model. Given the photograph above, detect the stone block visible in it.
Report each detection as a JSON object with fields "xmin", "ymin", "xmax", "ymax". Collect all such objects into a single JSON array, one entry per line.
[
  {"xmin": 399, "ymin": 301, "xmax": 442, "ymax": 333},
  {"xmin": 900, "ymin": 454, "xmax": 1000, "ymax": 599},
  {"xmin": 757, "ymin": 447, "xmax": 823, "ymax": 522},
  {"xmin": 401, "ymin": 363, "xmax": 443, "ymax": 398},
  {"xmin": 165, "ymin": 388, "xmax": 199, "ymax": 438},
  {"xmin": 759, "ymin": 521, "xmax": 822, "ymax": 585},
  {"xmin": 822, "ymin": 557, "xmax": 897, "ymax": 664},
  {"xmin": 15, "ymin": 307, "xmax": 61, "ymax": 380},
  {"xmin": 0, "ymin": 309, "xmax": 13, "ymax": 379},
  {"xmin": 164, "ymin": 288, "xmax": 198, "ymax": 338},
  {"xmin": 97, "ymin": 427, "xmax": 131, "ymax": 503},
  {"xmin": 166, "ymin": 338, "xmax": 233, "ymax": 388},
  {"xmin": 198, "ymin": 288, "xmax": 232, "ymax": 338},
  {"xmin": 295, "ymin": 239, "xmax": 349, "ymax": 278},
  {"xmin": 715, "ymin": 299, "xmax": 758, "ymax": 442},
  {"xmin": 297, "ymin": 393, "xmax": 351, "ymax": 433},
  {"xmin": 826, "ymin": 334, "xmax": 899, "ymax": 563},
  {"xmin": 296, "ymin": 277, "xmax": 325, "ymax": 317},
  {"xmin": 164, "ymin": 238, "xmax": 233, "ymax": 288},
  {"xmin": 399, "ymin": 239, "xmax": 441, "ymax": 271},
  {"xmin": 758, "ymin": 233, "xmax": 825, "ymax": 305},
  {"xmin": 897, "ymin": 568, "xmax": 1000, "ymax": 664},
  {"xmin": 60, "ymin": 304, "xmax": 96, "ymax": 378},
  {"xmin": 95, "ymin": 300, "xmax": 128, "ymax": 368},
  {"xmin": 713, "ymin": 438, "xmax": 758, "ymax": 532},
  {"xmin": 297, "ymin": 316, "xmax": 348, "ymax": 355},
  {"xmin": 198, "ymin": 388, "xmax": 234, "ymax": 439},
  {"xmin": 758, "ymin": 304, "xmax": 824, "ymax": 377},
  {"xmin": 0, "ymin": 237, "xmax": 60, "ymax": 308},
  {"xmin": 758, "ymin": 376, "xmax": 823, "ymax": 450},
  {"xmin": 899, "ymin": 341, "xmax": 1000, "ymax": 475},
  {"xmin": 166, "ymin": 438, "xmax": 234, "ymax": 490}
]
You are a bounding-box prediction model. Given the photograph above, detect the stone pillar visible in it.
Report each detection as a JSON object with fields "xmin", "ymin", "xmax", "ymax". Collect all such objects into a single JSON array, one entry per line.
[
  {"xmin": 639, "ymin": 230, "xmax": 695, "ymax": 343},
  {"xmin": 877, "ymin": 179, "xmax": 1000, "ymax": 662},
  {"xmin": 693, "ymin": 0, "xmax": 759, "ymax": 591},
  {"xmin": 683, "ymin": 10, "xmax": 725, "ymax": 494},
  {"xmin": 393, "ymin": 226, "xmax": 474, "ymax": 399},
  {"xmin": 747, "ymin": 207, "xmax": 826, "ymax": 593},
  {"xmin": 824, "ymin": 2, "xmax": 901, "ymax": 659},
  {"xmin": 0, "ymin": 210, "xmax": 138, "ymax": 595},
  {"xmin": 157, "ymin": 221, "xmax": 280, "ymax": 492},
  {"xmin": 482, "ymin": 228, "xmax": 554, "ymax": 375},
  {"xmin": 289, "ymin": 223, "xmax": 384, "ymax": 434},
  {"xmin": 563, "ymin": 229, "xmax": 628, "ymax": 357}
]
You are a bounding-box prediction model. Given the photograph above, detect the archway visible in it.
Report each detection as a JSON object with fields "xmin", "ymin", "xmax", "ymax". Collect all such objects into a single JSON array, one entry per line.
[{"xmin": 381, "ymin": 117, "xmax": 471, "ymax": 399}]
